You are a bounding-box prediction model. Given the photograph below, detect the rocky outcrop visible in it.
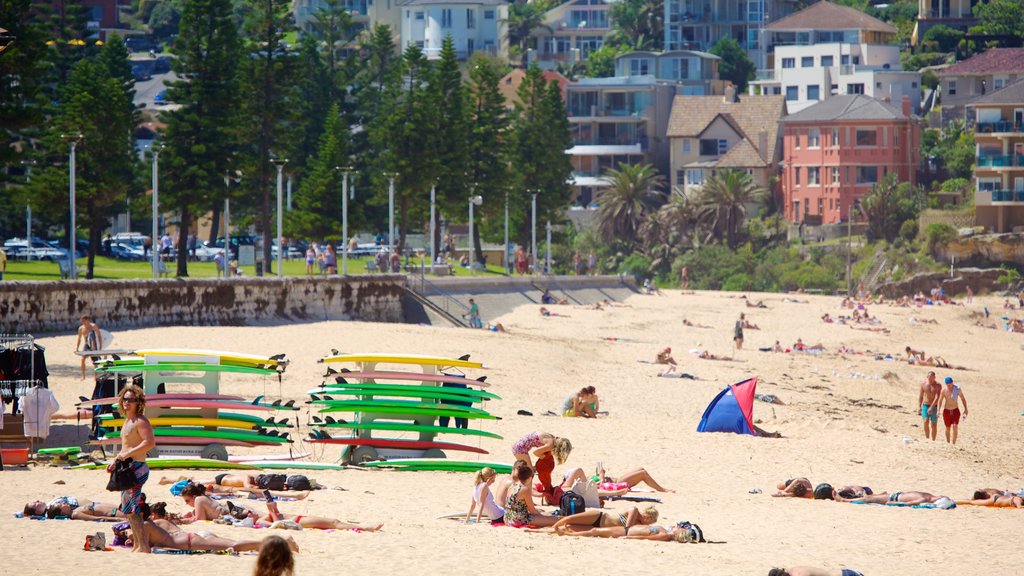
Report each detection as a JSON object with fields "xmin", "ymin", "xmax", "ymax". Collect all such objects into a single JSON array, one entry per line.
[
  {"xmin": 876, "ymin": 268, "xmax": 1006, "ymax": 298},
  {"xmin": 936, "ymin": 233, "xmax": 1024, "ymax": 268}
]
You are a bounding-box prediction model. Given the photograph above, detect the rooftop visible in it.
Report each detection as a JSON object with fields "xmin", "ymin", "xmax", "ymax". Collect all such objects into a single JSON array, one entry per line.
[
  {"xmin": 938, "ymin": 48, "xmax": 1024, "ymax": 76},
  {"xmin": 967, "ymin": 79, "xmax": 1024, "ymax": 106},
  {"xmin": 782, "ymin": 94, "xmax": 913, "ymax": 122},
  {"xmin": 667, "ymin": 93, "xmax": 786, "ymax": 165},
  {"xmin": 766, "ymin": 1, "xmax": 896, "ymax": 34},
  {"xmin": 399, "ymin": 0, "xmax": 507, "ymax": 5}
]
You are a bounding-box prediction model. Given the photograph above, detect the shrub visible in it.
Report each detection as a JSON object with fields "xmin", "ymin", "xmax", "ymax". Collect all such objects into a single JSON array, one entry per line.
[
  {"xmin": 900, "ymin": 219, "xmax": 919, "ymax": 242},
  {"xmin": 922, "ymin": 69, "xmax": 939, "ymax": 90},
  {"xmin": 722, "ymin": 273, "xmax": 754, "ymax": 292},
  {"xmin": 997, "ymin": 266, "xmax": 1021, "ymax": 286},
  {"xmin": 925, "ymin": 222, "xmax": 957, "ymax": 255},
  {"xmin": 619, "ymin": 253, "xmax": 652, "ymax": 283}
]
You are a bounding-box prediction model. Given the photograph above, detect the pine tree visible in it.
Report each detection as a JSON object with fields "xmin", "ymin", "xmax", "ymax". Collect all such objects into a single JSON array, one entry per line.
[
  {"xmin": 289, "ymin": 103, "xmax": 348, "ymax": 241},
  {"xmin": 466, "ymin": 53, "xmax": 510, "ymax": 264},
  {"xmin": 161, "ymin": 0, "xmax": 242, "ymax": 276},
  {"xmin": 430, "ymin": 35, "xmax": 470, "ymax": 255}
]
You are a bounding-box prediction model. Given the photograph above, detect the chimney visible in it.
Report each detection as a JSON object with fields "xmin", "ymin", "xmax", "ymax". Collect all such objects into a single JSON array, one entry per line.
[
  {"xmin": 902, "ymin": 94, "xmax": 911, "ymax": 117},
  {"xmin": 724, "ymin": 84, "xmax": 737, "ymax": 103}
]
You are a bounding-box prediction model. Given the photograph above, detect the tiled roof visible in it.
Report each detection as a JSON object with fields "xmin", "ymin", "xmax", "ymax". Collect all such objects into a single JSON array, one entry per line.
[
  {"xmin": 667, "ymin": 94, "xmax": 786, "ymax": 164},
  {"xmin": 400, "ymin": 0, "xmax": 507, "ymax": 5},
  {"xmin": 968, "ymin": 79, "xmax": 1024, "ymax": 105},
  {"xmin": 937, "ymin": 48, "xmax": 1024, "ymax": 76},
  {"xmin": 766, "ymin": 1, "xmax": 896, "ymax": 34},
  {"xmin": 782, "ymin": 94, "xmax": 911, "ymax": 122},
  {"xmin": 716, "ymin": 139, "xmax": 768, "ymax": 168}
]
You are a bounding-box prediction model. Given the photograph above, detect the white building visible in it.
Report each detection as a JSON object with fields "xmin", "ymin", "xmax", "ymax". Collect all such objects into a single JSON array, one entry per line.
[
  {"xmin": 398, "ymin": 0, "xmax": 508, "ymax": 60},
  {"xmin": 750, "ymin": 42, "xmax": 921, "ymax": 114},
  {"xmin": 293, "ymin": 0, "xmax": 401, "ymax": 38},
  {"xmin": 662, "ymin": 0, "xmax": 802, "ymax": 69}
]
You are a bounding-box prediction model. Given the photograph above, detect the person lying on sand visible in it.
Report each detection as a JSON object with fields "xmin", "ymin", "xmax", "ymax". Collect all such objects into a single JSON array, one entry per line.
[
  {"xmin": 821, "ymin": 313, "xmax": 834, "ymax": 323},
  {"xmin": 682, "ymin": 319, "xmax": 712, "ymax": 328},
  {"xmin": 909, "ymin": 316, "xmax": 939, "ymax": 325},
  {"xmin": 594, "ymin": 465, "xmax": 673, "ymax": 493},
  {"xmin": 160, "ymin": 475, "xmax": 312, "ymax": 498},
  {"xmin": 658, "ymin": 371, "xmax": 698, "ymax": 379},
  {"xmin": 746, "ymin": 299, "xmax": 767, "ymax": 309},
  {"xmin": 773, "ymin": 478, "xmax": 813, "ymax": 498},
  {"xmin": 529, "ymin": 505, "xmax": 659, "ymax": 533},
  {"xmin": 793, "ymin": 339, "xmax": 825, "ymax": 352},
  {"xmin": 810, "ymin": 484, "xmax": 875, "ymax": 500},
  {"xmin": 146, "ymin": 501, "xmax": 299, "ymax": 552},
  {"xmin": 838, "ymin": 490, "xmax": 948, "ymax": 506},
  {"xmin": 129, "ymin": 502, "xmax": 298, "ymax": 554},
  {"xmin": 24, "ymin": 496, "xmax": 126, "ymax": 521},
  {"xmin": 539, "ymin": 307, "xmax": 566, "ymax": 317},
  {"xmin": 905, "ymin": 346, "xmax": 926, "ymax": 362},
  {"xmin": 258, "ymin": 498, "xmax": 383, "ymax": 531},
  {"xmin": 769, "ymin": 566, "xmax": 865, "ymax": 576},
  {"xmin": 742, "ymin": 318, "xmax": 761, "ymax": 330},
  {"xmin": 602, "ymin": 299, "xmax": 630, "ymax": 308},
  {"xmin": 956, "ymin": 491, "xmax": 1024, "ymax": 508},
  {"xmin": 692, "ymin": 350, "xmax": 728, "ymax": 360},
  {"xmin": 550, "ymin": 521, "xmax": 705, "ymax": 543}
]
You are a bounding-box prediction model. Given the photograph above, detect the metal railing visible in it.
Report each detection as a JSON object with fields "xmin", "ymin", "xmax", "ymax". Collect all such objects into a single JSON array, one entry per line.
[
  {"xmin": 976, "ymin": 121, "xmax": 1023, "ymax": 134},
  {"xmin": 977, "ymin": 154, "xmax": 1024, "ymax": 168},
  {"xmin": 406, "ymin": 274, "xmax": 472, "ymax": 316},
  {"xmin": 991, "ymin": 189, "xmax": 1024, "ymax": 202}
]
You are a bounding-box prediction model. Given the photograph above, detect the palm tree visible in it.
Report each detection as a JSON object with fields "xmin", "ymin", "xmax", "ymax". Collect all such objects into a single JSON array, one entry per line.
[
  {"xmin": 698, "ymin": 169, "xmax": 765, "ymax": 249},
  {"xmin": 504, "ymin": 1, "xmax": 554, "ymax": 64},
  {"xmin": 596, "ymin": 163, "xmax": 666, "ymax": 247},
  {"xmin": 641, "ymin": 186, "xmax": 701, "ymax": 268}
]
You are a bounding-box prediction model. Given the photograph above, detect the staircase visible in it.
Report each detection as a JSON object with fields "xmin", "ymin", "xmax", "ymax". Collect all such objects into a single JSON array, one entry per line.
[
  {"xmin": 533, "ymin": 274, "xmax": 584, "ymax": 305},
  {"xmin": 404, "ymin": 276, "xmax": 469, "ymax": 327}
]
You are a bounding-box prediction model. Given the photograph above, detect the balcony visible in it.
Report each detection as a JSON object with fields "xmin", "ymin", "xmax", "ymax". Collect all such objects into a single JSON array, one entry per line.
[
  {"xmin": 754, "ymin": 69, "xmax": 779, "ymax": 81},
  {"xmin": 991, "ymin": 189, "xmax": 1024, "ymax": 202},
  {"xmin": 976, "ymin": 121, "xmax": 1023, "ymax": 134},
  {"xmin": 976, "ymin": 154, "xmax": 1024, "ymax": 168},
  {"xmin": 572, "ymin": 135, "xmax": 649, "ymax": 149}
]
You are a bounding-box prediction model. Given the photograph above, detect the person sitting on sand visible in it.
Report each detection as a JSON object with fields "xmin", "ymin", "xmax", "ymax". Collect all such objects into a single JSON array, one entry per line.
[
  {"xmin": 773, "ymin": 478, "xmax": 813, "ymax": 498},
  {"xmin": 821, "ymin": 313, "xmax": 834, "ymax": 323},
  {"xmin": 484, "ymin": 322, "xmax": 507, "ymax": 333},
  {"xmin": 541, "ymin": 290, "xmax": 568, "ymax": 305},
  {"xmin": 593, "ymin": 464, "xmax": 673, "ymax": 492},
  {"xmin": 538, "ymin": 505, "xmax": 659, "ymax": 532},
  {"xmin": 550, "ymin": 521, "xmax": 705, "ymax": 543},
  {"xmin": 773, "ymin": 341, "xmax": 784, "ymax": 353},
  {"xmin": 25, "ymin": 496, "xmax": 126, "ymax": 521},
  {"xmin": 504, "ymin": 465, "xmax": 557, "ymax": 527},
  {"xmin": 562, "ymin": 386, "xmax": 599, "ymax": 418},
  {"xmin": 905, "ymin": 346, "xmax": 926, "ymax": 363},
  {"xmin": 769, "ymin": 566, "xmax": 865, "ymax": 576},
  {"xmin": 129, "ymin": 502, "xmax": 298, "ymax": 554},
  {"xmin": 839, "ymin": 490, "xmax": 947, "ymax": 506},
  {"xmin": 465, "ymin": 467, "xmax": 505, "ymax": 523},
  {"xmin": 956, "ymin": 491, "xmax": 1024, "ymax": 508},
  {"xmin": 655, "ymin": 347, "xmax": 678, "ymax": 373}
]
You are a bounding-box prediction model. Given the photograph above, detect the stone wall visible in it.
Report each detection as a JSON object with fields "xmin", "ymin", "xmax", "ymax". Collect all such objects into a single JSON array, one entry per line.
[
  {"xmin": 919, "ymin": 208, "xmax": 976, "ymax": 232},
  {"xmin": 0, "ymin": 276, "xmax": 407, "ymax": 333},
  {"xmin": 875, "ymin": 267, "xmax": 1006, "ymax": 298}
]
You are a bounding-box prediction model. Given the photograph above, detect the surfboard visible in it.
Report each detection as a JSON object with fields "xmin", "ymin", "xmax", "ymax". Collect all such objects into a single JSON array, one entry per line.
[
  {"xmin": 307, "ymin": 437, "xmax": 489, "ymax": 454},
  {"xmin": 310, "ymin": 388, "xmax": 492, "ymax": 404},
  {"xmin": 360, "ymin": 459, "xmax": 512, "ymax": 473},
  {"xmin": 228, "ymin": 452, "xmax": 310, "ymax": 463},
  {"xmin": 36, "ymin": 446, "xmax": 84, "ymax": 455},
  {"xmin": 311, "ymin": 399, "xmax": 491, "ymax": 415},
  {"xmin": 133, "ymin": 349, "xmax": 287, "ymax": 368},
  {"xmin": 312, "ymin": 383, "xmax": 499, "ymax": 400},
  {"xmin": 101, "ymin": 427, "xmax": 291, "ymax": 444},
  {"xmin": 97, "ymin": 363, "xmax": 281, "ymax": 376},
  {"xmin": 314, "ymin": 421, "xmax": 503, "ymax": 439},
  {"xmin": 76, "ymin": 458, "xmax": 259, "ymax": 470},
  {"xmin": 142, "ymin": 399, "xmax": 297, "ymax": 411},
  {"xmin": 99, "ymin": 417, "xmax": 266, "ymax": 430},
  {"xmin": 77, "ymin": 393, "xmax": 246, "ymax": 407},
  {"xmin": 318, "ymin": 404, "xmax": 496, "ymax": 419},
  {"xmin": 99, "ymin": 411, "xmax": 291, "ymax": 427},
  {"xmin": 251, "ymin": 461, "xmax": 345, "ymax": 470},
  {"xmin": 325, "ymin": 371, "xmax": 491, "ymax": 388},
  {"xmin": 321, "ymin": 353, "xmax": 483, "ymax": 369},
  {"xmin": 91, "ymin": 436, "xmax": 260, "ymax": 448}
]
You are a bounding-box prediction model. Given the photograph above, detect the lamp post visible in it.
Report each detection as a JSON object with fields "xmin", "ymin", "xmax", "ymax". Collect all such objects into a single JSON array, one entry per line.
[
  {"xmin": 384, "ymin": 173, "xmax": 397, "ymax": 254},
  {"xmin": 545, "ymin": 220, "xmax": 552, "ymax": 275},
  {"xmin": 62, "ymin": 133, "xmax": 82, "ymax": 279},
  {"xmin": 224, "ymin": 169, "xmax": 241, "ymax": 276},
  {"xmin": 531, "ymin": 191, "xmax": 538, "ymax": 275},
  {"xmin": 504, "ymin": 191, "xmax": 509, "ymax": 274},
  {"xmin": 336, "ymin": 166, "xmax": 354, "ymax": 275},
  {"xmin": 271, "ymin": 158, "xmax": 288, "ymax": 277},
  {"xmin": 469, "ymin": 194, "xmax": 483, "ymax": 272},
  {"xmin": 21, "ymin": 159, "xmax": 36, "ymax": 243},
  {"xmin": 846, "ymin": 199, "xmax": 860, "ymax": 295},
  {"xmin": 150, "ymin": 145, "xmax": 161, "ymax": 279},
  {"xmin": 430, "ymin": 184, "xmax": 437, "ymax": 266}
]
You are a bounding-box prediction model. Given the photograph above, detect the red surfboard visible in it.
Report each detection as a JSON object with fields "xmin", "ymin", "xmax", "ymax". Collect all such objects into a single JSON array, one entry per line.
[
  {"xmin": 77, "ymin": 393, "xmax": 245, "ymax": 407},
  {"xmin": 307, "ymin": 437, "xmax": 488, "ymax": 454},
  {"xmin": 89, "ymin": 437, "xmax": 261, "ymax": 448}
]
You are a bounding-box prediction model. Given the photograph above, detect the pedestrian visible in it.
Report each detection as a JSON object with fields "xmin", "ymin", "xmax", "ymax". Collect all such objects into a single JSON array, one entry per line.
[
  {"xmin": 108, "ymin": 385, "xmax": 156, "ymax": 552},
  {"xmin": 587, "ymin": 252, "xmax": 597, "ymax": 275},
  {"xmin": 160, "ymin": 233, "xmax": 172, "ymax": 256},
  {"xmin": 680, "ymin": 266, "xmax": 689, "ymax": 289},
  {"xmin": 918, "ymin": 371, "xmax": 941, "ymax": 441},
  {"xmin": 965, "ymin": 286, "xmax": 973, "ymax": 305},
  {"xmin": 390, "ymin": 250, "xmax": 401, "ymax": 273},
  {"xmin": 75, "ymin": 314, "xmax": 103, "ymax": 380},
  {"xmin": 466, "ymin": 298, "xmax": 483, "ymax": 329},
  {"xmin": 323, "ymin": 244, "xmax": 337, "ymax": 274},
  {"xmin": 255, "ymin": 535, "xmax": 295, "ymax": 576},
  {"xmin": 214, "ymin": 250, "xmax": 226, "ymax": 277},
  {"xmin": 187, "ymin": 234, "xmax": 196, "ymax": 261},
  {"xmin": 936, "ymin": 376, "xmax": 968, "ymax": 445},
  {"xmin": 573, "ymin": 252, "xmax": 582, "ymax": 275},
  {"xmin": 0, "ymin": 246, "xmax": 6, "ymax": 281},
  {"xmin": 734, "ymin": 313, "xmax": 745, "ymax": 351}
]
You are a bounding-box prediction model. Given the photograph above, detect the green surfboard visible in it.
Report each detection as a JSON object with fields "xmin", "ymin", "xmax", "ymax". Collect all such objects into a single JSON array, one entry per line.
[
  {"xmin": 312, "ymin": 388, "xmax": 491, "ymax": 404},
  {"xmin": 312, "ymin": 383, "xmax": 499, "ymax": 400},
  {"xmin": 97, "ymin": 363, "xmax": 280, "ymax": 376},
  {"xmin": 360, "ymin": 459, "xmax": 512, "ymax": 473},
  {"xmin": 96, "ymin": 412, "xmax": 290, "ymax": 427},
  {"xmin": 101, "ymin": 427, "xmax": 290, "ymax": 444},
  {"xmin": 313, "ymin": 399, "xmax": 492, "ymax": 417},
  {"xmin": 74, "ymin": 458, "xmax": 258, "ymax": 470},
  {"xmin": 314, "ymin": 421, "xmax": 502, "ymax": 439},
  {"xmin": 37, "ymin": 447, "xmax": 83, "ymax": 455},
  {"xmin": 318, "ymin": 404, "xmax": 496, "ymax": 419},
  {"xmin": 252, "ymin": 461, "xmax": 345, "ymax": 470}
]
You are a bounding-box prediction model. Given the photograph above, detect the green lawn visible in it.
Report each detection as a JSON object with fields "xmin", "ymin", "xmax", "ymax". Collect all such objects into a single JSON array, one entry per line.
[{"xmin": 3, "ymin": 256, "xmax": 509, "ymax": 281}]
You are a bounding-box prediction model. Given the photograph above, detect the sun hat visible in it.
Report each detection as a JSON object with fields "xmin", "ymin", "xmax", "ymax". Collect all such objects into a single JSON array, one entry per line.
[{"xmin": 944, "ymin": 377, "xmax": 953, "ymax": 384}]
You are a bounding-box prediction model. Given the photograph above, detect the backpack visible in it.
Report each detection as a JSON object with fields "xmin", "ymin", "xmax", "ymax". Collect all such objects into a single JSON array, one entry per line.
[
  {"xmin": 285, "ymin": 475, "xmax": 311, "ymax": 491},
  {"xmin": 559, "ymin": 490, "xmax": 586, "ymax": 516},
  {"xmin": 255, "ymin": 474, "xmax": 287, "ymax": 491}
]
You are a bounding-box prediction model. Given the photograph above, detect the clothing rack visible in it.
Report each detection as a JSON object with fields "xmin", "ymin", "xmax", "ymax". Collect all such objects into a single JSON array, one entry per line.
[{"xmin": 0, "ymin": 334, "xmax": 38, "ymax": 412}]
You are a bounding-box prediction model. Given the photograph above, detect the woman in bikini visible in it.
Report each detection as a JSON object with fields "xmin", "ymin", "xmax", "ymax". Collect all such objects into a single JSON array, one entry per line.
[
  {"xmin": 544, "ymin": 505, "xmax": 659, "ymax": 531},
  {"xmin": 956, "ymin": 491, "xmax": 1024, "ymax": 508},
  {"xmin": 132, "ymin": 502, "xmax": 298, "ymax": 553},
  {"xmin": 26, "ymin": 496, "xmax": 125, "ymax": 521},
  {"xmin": 593, "ymin": 465, "xmax": 673, "ymax": 492},
  {"xmin": 503, "ymin": 465, "xmax": 557, "ymax": 527},
  {"xmin": 773, "ymin": 478, "xmax": 814, "ymax": 498},
  {"xmin": 179, "ymin": 482, "xmax": 231, "ymax": 521},
  {"xmin": 258, "ymin": 500, "xmax": 383, "ymax": 531},
  {"xmin": 552, "ymin": 521, "xmax": 704, "ymax": 543}
]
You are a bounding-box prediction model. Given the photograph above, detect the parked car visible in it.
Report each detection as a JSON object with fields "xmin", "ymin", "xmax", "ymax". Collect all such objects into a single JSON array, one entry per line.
[
  {"xmin": 4, "ymin": 237, "xmax": 68, "ymax": 260},
  {"xmin": 154, "ymin": 90, "xmax": 169, "ymax": 105},
  {"xmin": 271, "ymin": 240, "xmax": 304, "ymax": 260},
  {"xmin": 124, "ymin": 37, "xmax": 161, "ymax": 54},
  {"xmin": 194, "ymin": 241, "xmax": 223, "ymax": 262},
  {"xmin": 131, "ymin": 62, "xmax": 152, "ymax": 81},
  {"xmin": 110, "ymin": 242, "xmax": 146, "ymax": 261},
  {"xmin": 152, "ymin": 56, "xmax": 172, "ymax": 74}
]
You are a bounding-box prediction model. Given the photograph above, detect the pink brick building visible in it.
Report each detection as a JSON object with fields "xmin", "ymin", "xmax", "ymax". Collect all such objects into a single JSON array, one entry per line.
[{"xmin": 781, "ymin": 94, "xmax": 921, "ymax": 224}]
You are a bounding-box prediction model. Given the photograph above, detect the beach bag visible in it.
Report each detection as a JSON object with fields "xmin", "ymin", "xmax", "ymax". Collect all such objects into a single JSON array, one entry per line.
[
  {"xmin": 569, "ymin": 478, "xmax": 601, "ymax": 509},
  {"xmin": 559, "ymin": 491, "xmax": 586, "ymax": 516},
  {"xmin": 106, "ymin": 459, "xmax": 136, "ymax": 492},
  {"xmin": 285, "ymin": 475, "xmax": 311, "ymax": 491},
  {"xmin": 255, "ymin": 473, "xmax": 287, "ymax": 491}
]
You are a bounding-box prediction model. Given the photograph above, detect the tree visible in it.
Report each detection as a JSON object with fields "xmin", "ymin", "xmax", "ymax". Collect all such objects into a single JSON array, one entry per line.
[
  {"xmin": 431, "ymin": 35, "xmax": 471, "ymax": 255},
  {"xmin": 973, "ymin": 0, "xmax": 1024, "ymax": 39},
  {"xmin": 922, "ymin": 24, "xmax": 964, "ymax": 52},
  {"xmin": 709, "ymin": 37, "xmax": 755, "ymax": 92},
  {"xmin": 308, "ymin": 0, "xmax": 356, "ymax": 102},
  {"xmin": 698, "ymin": 169, "xmax": 765, "ymax": 249},
  {"xmin": 861, "ymin": 174, "xmax": 925, "ymax": 242},
  {"xmin": 466, "ymin": 53, "xmax": 511, "ymax": 263},
  {"xmin": 607, "ymin": 0, "xmax": 664, "ymax": 51},
  {"xmin": 288, "ymin": 103, "xmax": 348, "ymax": 241},
  {"xmin": 161, "ymin": 0, "xmax": 242, "ymax": 276},
  {"xmin": 504, "ymin": 0, "xmax": 553, "ymax": 62},
  {"xmin": 595, "ymin": 163, "xmax": 665, "ymax": 248}
]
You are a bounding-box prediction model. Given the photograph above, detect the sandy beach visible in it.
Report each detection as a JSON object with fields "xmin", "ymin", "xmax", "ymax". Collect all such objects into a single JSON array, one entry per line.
[{"xmin": 3, "ymin": 288, "xmax": 1022, "ymax": 575}]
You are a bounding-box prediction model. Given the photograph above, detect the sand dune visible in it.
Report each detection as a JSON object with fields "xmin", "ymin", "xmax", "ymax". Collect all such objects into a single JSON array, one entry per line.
[{"xmin": 3, "ymin": 289, "xmax": 1021, "ymax": 575}]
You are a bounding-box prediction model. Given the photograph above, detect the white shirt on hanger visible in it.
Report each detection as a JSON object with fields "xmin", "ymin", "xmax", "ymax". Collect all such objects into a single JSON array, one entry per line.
[{"xmin": 23, "ymin": 387, "xmax": 59, "ymax": 439}]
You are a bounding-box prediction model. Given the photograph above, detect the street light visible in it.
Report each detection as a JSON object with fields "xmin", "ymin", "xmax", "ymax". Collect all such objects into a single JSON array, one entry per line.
[
  {"xmin": 336, "ymin": 166, "xmax": 354, "ymax": 275},
  {"xmin": 149, "ymin": 144, "xmax": 163, "ymax": 279},
  {"xmin": 20, "ymin": 159, "xmax": 37, "ymax": 243},
  {"xmin": 384, "ymin": 173, "xmax": 397, "ymax": 253},
  {"xmin": 429, "ymin": 184, "xmax": 437, "ymax": 267},
  {"xmin": 545, "ymin": 220, "xmax": 552, "ymax": 275},
  {"xmin": 530, "ymin": 191, "xmax": 538, "ymax": 275},
  {"xmin": 504, "ymin": 191, "xmax": 509, "ymax": 274},
  {"xmin": 62, "ymin": 133, "xmax": 82, "ymax": 279},
  {"xmin": 846, "ymin": 199, "xmax": 861, "ymax": 295},
  {"xmin": 468, "ymin": 194, "xmax": 483, "ymax": 272},
  {"xmin": 271, "ymin": 158, "xmax": 288, "ymax": 278},
  {"xmin": 224, "ymin": 169, "xmax": 242, "ymax": 277}
]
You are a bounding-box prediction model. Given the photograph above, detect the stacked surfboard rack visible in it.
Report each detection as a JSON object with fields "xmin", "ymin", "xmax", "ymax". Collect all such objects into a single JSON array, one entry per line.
[
  {"xmin": 308, "ymin": 353, "xmax": 502, "ymax": 465},
  {"xmin": 85, "ymin": 349, "xmax": 296, "ymax": 461}
]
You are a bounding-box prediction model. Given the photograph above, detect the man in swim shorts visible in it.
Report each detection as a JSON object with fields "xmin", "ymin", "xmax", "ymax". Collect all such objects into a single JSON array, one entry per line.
[
  {"xmin": 936, "ymin": 376, "xmax": 968, "ymax": 445},
  {"xmin": 918, "ymin": 371, "xmax": 941, "ymax": 441},
  {"xmin": 108, "ymin": 385, "xmax": 155, "ymax": 552}
]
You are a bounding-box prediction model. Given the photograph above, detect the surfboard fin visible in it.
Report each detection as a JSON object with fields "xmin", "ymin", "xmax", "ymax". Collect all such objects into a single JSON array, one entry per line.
[
  {"xmin": 111, "ymin": 354, "xmax": 121, "ymax": 361},
  {"xmin": 324, "ymin": 416, "xmax": 338, "ymax": 424},
  {"xmin": 283, "ymin": 400, "xmax": 295, "ymax": 408},
  {"xmin": 323, "ymin": 367, "xmax": 338, "ymax": 377},
  {"xmin": 339, "ymin": 368, "xmax": 351, "ymax": 373},
  {"xmin": 476, "ymin": 376, "xmax": 487, "ymax": 382},
  {"xmin": 79, "ymin": 396, "xmax": 89, "ymax": 402},
  {"xmin": 331, "ymin": 348, "xmax": 340, "ymax": 356},
  {"xmin": 334, "ymin": 376, "xmax": 348, "ymax": 384},
  {"xmin": 308, "ymin": 395, "xmax": 319, "ymax": 403},
  {"xmin": 265, "ymin": 417, "xmax": 276, "ymax": 425},
  {"xmin": 312, "ymin": 416, "xmax": 323, "ymax": 423},
  {"xmin": 270, "ymin": 353, "xmax": 286, "ymax": 361},
  {"xmin": 271, "ymin": 399, "xmax": 282, "ymax": 407},
  {"xmin": 458, "ymin": 354, "xmax": 471, "ymax": 361}
]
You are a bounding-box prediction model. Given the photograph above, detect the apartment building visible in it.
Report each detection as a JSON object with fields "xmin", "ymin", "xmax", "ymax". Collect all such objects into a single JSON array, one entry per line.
[
  {"xmin": 663, "ymin": 0, "xmax": 801, "ymax": 68},
  {"xmin": 398, "ymin": 0, "xmax": 507, "ymax": 60},
  {"xmin": 967, "ymin": 80, "xmax": 1024, "ymax": 232},
  {"xmin": 912, "ymin": 0, "xmax": 981, "ymax": 45},
  {"xmin": 615, "ymin": 50, "xmax": 727, "ymax": 95},
  {"xmin": 531, "ymin": 0, "xmax": 611, "ymax": 68},
  {"xmin": 937, "ymin": 48, "xmax": 1024, "ymax": 122}
]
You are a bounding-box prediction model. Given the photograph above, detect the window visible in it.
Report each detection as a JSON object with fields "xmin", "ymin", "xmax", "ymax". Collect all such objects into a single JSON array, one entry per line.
[
  {"xmin": 817, "ymin": 198, "xmax": 824, "ymax": 214},
  {"xmin": 820, "ymin": 55, "xmax": 834, "ymax": 67},
  {"xmin": 801, "ymin": 56, "xmax": 813, "ymax": 67},
  {"xmin": 786, "ymin": 86, "xmax": 799, "ymax": 101},
  {"xmin": 415, "ymin": 10, "xmax": 424, "ymax": 19},
  {"xmin": 682, "ymin": 139, "xmax": 691, "ymax": 154},
  {"xmin": 699, "ymin": 139, "xmax": 727, "ymax": 156},
  {"xmin": 856, "ymin": 129, "xmax": 877, "ymax": 146},
  {"xmin": 484, "ymin": 9, "xmax": 495, "ymax": 19},
  {"xmin": 841, "ymin": 54, "xmax": 849, "ymax": 65},
  {"xmin": 876, "ymin": 81, "xmax": 882, "ymax": 89},
  {"xmin": 467, "ymin": 38, "xmax": 474, "ymax": 53},
  {"xmin": 847, "ymin": 83, "xmax": 865, "ymax": 94},
  {"xmin": 808, "ymin": 166, "xmax": 820, "ymax": 185},
  {"xmin": 781, "ymin": 57, "xmax": 795, "ymax": 68},
  {"xmin": 882, "ymin": 127, "xmax": 888, "ymax": 147},
  {"xmin": 947, "ymin": 80, "xmax": 956, "ymax": 96},
  {"xmin": 831, "ymin": 127, "xmax": 840, "ymax": 148},
  {"xmin": 808, "ymin": 128, "xmax": 821, "ymax": 148},
  {"xmin": 629, "ymin": 59, "xmax": 650, "ymax": 76},
  {"xmin": 676, "ymin": 170, "xmax": 686, "ymax": 185},
  {"xmin": 794, "ymin": 131, "xmax": 800, "ymax": 149},
  {"xmin": 686, "ymin": 169, "xmax": 705, "ymax": 185},
  {"xmin": 807, "ymin": 85, "xmax": 820, "ymax": 101},
  {"xmin": 856, "ymin": 166, "xmax": 878, "ymax": 184},
  {"xmin": 467, "ymin": 8, "xmax": 475, "ymax": 29},
  {"xmin": 994, "ymin": 78, "xmax": 1007, "ymax": 90},
  {"xmin": 794, "ymin": 167, "xmax": 801, "ymax": 186},
  {"xmin": 831, "ymin": 84, "xmax": 838, "ymax": 95},
  {"xmin": 831, "ymin": 166, "xmax": 840, "ymax": 184},
  {"xmin": 415, "ymin": 40, "xmax": 424, "ymax": 48},
  {"xmin": 441, "ymin": 8, "xmax": 452, "ymax": 28}
]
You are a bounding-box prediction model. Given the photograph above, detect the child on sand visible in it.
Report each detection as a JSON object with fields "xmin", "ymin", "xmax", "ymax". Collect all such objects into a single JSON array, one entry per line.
[
  {"xmin": 655, "ymin": 347, "xmax": 678, "ymax": 373},
  {"xmin": 465, "ymin": 467, "xmax": 505, "ymax": 523}
]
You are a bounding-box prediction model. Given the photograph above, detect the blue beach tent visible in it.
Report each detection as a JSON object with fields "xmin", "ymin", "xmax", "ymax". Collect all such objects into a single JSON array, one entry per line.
[{"xmin": 696, "ymin": 378, "xmax": 758, "ymax": 435}]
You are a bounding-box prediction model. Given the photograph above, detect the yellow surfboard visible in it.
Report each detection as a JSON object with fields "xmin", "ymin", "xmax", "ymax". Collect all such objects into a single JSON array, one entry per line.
[
  {"xmin": 101, "ymin": 417, "xmax": 260, "ymax": 430},
  {"xmin": 133, "ymin": 349, "xmax": 286, "ymax": 367},
  {"xmin": 321, "ymin": 353, "xmax": 483, "ymax": 369}
]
